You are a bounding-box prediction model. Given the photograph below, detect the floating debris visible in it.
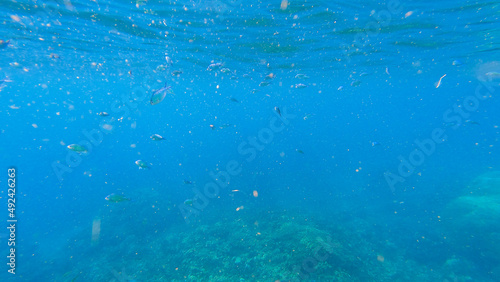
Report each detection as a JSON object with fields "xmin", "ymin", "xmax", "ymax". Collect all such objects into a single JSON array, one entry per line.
[
  {"xmin": 150, "ymin": 134, "xmax": 165, "ymax": 141},
  {"xmin": 371, "ymin": 141, "xmax": 381, "ymax": 147},
  {"xmin": 98, "ymin": 112, "xmax": 109, "ymax": 117},
  {"xmin": 281, "ymin": 0, "xmax": 289, "ymax": 10},
  {"xmin": 337, "ymin": 86, "xmax": 344, "ymax": 91},
  {"xmin": 435, "ymin": 74, "xmax": 447, "ymax": 88},
  {"xmin": 303, "ymin": 114, "xmax": 312, "ymax": 120},
  {"xmin": 452, "ymin": 60, "xmax": 463, "ymax": 66}
]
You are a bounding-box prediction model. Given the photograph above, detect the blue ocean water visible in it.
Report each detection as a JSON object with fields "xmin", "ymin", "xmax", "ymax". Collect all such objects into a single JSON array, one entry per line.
[{"xmin": 1, "ymin": 0, "xmax": 500, "ymax": 281}]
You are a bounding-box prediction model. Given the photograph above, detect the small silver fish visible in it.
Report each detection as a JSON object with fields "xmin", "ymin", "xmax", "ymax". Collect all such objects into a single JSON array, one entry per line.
[
  {"xmin": 150, "ymin": 134, "xmax": 165, "ymax": 141},
  {"xmin": 295, "ymin": 74, "xmax": 309, "ymax": 79},
  {"xmin": 207, "ymin": 62, "xmax": 223, "ymax": 71},
  {"xmin": 67, "ymin": 144, "xmax": 88, "ymax": 153},
  {"xmin": 156, "ymin": 65, "xmax": 167, "ymax": 71},
  {"xmin": 0, "ymin": 40, "xmax": 9, "ymax": 50},
  {"xmin": 264, "ymin": 73, "xmax": 275, "ymax": 80},
  {"xmin": 0, "ymin": 77, "xmax": 12, "ymax": 86},
  {"xmin": 351, "ymin": 80, "xmax": 361, "ymax": 87},
  {"xmin": 165, "ymin": 55, "xmax": 173, "ymax": 65},
  {"xmin": 294, "ymin": 83, "xmax": 307, "ymax": 89},
  {"xmin": 105, "ymin": 193, "xmax": 131, "ymax": 203},
  {"xmin": 274, "ymin": 107, "xmax": 281, "ymax": 116},
  {"xmin": 465, "ymin": 120, "xmax": 480, "ymax": 125},
  {"xmin": 171, "ymin": 70, "xmax": 182, "ymax": 76},
  {"xmin": 150, "ymin": 83, "xmax": 173, "ymax": 105},
  {"xmin": 135, "ymin": 160, "xmax": 150, "ymax": 169},
  {"xmin": 485, "ymin": 72, "xmax": 500, "ymax": 79}
]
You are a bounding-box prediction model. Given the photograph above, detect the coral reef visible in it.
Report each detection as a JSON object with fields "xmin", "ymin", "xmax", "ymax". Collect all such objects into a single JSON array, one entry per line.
[{"xmin": 45, "ymin": 203, "xmax": 490, "ymax": 281}]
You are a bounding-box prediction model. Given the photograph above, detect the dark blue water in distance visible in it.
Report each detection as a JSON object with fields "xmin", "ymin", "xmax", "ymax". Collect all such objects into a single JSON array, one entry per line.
[{"xmin": 1, "ymin": 0, "xmax": 500, "ymax": 281}]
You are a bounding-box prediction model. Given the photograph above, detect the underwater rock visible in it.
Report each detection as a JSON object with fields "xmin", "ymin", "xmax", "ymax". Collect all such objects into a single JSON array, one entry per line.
[
  {"xmin": 444, "ymin": 172, "xmax": 500, "ymax": 230},
  {"xmin": 442, "ymin": 171, "xmax": 500, "ymax": 273}
]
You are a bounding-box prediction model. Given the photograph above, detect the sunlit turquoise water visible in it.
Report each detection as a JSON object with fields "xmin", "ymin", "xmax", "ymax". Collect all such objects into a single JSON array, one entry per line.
[{"xmin": 1, "ymin": 0, "xmax": 500, "ymax": 281}]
